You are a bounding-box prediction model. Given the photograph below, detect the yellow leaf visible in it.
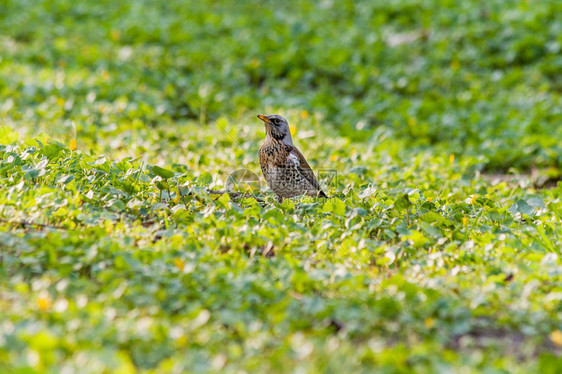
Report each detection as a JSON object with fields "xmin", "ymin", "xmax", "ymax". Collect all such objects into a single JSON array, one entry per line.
[
  {"xmin": 249, "ymin": 58, "xmax": 260, "ymax": 68},
  {"xmin": 114, "ymin": 351, "xmax": 136, "ymax": 374},
  {"xmin": 462, "ymin": 217, "xmax": 468, "ymax": 226},
  {"xmin": 290, "ymin": 125, "xmax": 296, "ymax": 135},
  {"xmin": 426, "ymin": 197, "xmax": 433, "ymax": 202},
  {"xmin": 471, "ymin": 195, "xmax": 476, "ymax": 204},
  {"xmin": 451, "ymin": 59, "xmax": 460, "ymax": 71},
  {"xmin": 37, "ymin": 296, "xmax": 51, "ymax": 311},
  {"xmin": 175, "ymin": 335, "xmax": 188, "ymax": 347},
  {"xmin": 174, "ymin": 258, "xmax": 185, "ymax": 271},
  {"xmin": 550, "ymin": 330, "xmax": 562, "ymax": 346},
  {"xmin": 110, "ymin": 29, "xmax": 121, "ymax": 41},
  {"xmin": 425, "ymin": 317, "xmax": 435, "ymax": 328},
  {"xmin": 300, "ymin": 110, "xmax": 309, "ymax": 119},
  {"xmin": 449, "ymin": 154, "xmax": 455, "ymax": 163},
  {"xmin": 70, "ymin": 139, "xmax": 77, "ymax": 151}
]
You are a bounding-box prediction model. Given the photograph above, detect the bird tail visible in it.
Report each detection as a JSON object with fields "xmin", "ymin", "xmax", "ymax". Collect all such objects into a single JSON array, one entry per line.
[{"xmin": 318, "ymin": 190, "xmax": 328, "ymax": 198}]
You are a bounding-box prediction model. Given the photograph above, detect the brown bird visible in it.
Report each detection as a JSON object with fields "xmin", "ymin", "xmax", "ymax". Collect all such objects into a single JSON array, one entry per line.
[{"xmin": 257, "ymin": 114, "xmax": 328, "ymax": 202}]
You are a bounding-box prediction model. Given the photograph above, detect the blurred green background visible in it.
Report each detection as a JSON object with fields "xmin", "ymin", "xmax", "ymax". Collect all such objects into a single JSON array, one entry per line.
[{"xmin": 1, "ymin": 0, "xmax": 560, "ymax": 171}]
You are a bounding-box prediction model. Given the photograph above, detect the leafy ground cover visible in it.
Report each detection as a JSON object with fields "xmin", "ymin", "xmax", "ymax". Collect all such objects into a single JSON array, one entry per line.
[{"xmin": 1, "ymin": 0, "xmax": 561, "ymax": 372}]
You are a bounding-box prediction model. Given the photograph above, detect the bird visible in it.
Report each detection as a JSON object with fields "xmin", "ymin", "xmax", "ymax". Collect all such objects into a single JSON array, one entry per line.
[{"xmin": 257, "ymin": 114, "xmax": 328, "ymax": 202}]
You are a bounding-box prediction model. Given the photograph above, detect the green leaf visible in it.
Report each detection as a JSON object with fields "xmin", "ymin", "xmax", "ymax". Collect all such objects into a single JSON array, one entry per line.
[
  {"xmin": 420, "ymin": 212, "xmax": 454, "ymax": 227},
  {"xmin": 40, "ymin": 144, "xmax": 63, "ymax": 159},
  {"xmin": 512, "ymin": 199, "xmax": 534, "ymax": 215},
  {"xmin": 197, "ymin": 172, "xmax": 213, "ymax": 186},
  {"xmin": 322, "ymin": 198, "xmax": 346, "ymax": 216},
  {"xmin": 217, "ymin": 193, "xmax": 230, "ymax": 207},
  {"xmin": 394, "ymin": 194, "xmax": 412, "ymax": 211},
  {"xmin": 57, "ymin": 175, "xmax": 74, "ymax": 184},
  {"xmin": 110, "ymin": 200, "xmax": 126, "ymax": 211},
  {"xmin": 527, "ymin": 196, "xmax": 545, "ymax": 208},
  {"xmin": 420, "ymin": 222, "xmax": 442, "ymax": 238},
  {"xmin": 152, "ymin": 165, "xmax": 175, "ymax": 179},
  {"xmin": 92, "ymin": 157, "xmax": 107, "ymax": 165},
  {"xmin": 263, "ymin": 208, "xmax": 284, "ymax": 224},
  {"xmin": 24, "ymin": 169, "xmax": 39, "ymax": 179}
]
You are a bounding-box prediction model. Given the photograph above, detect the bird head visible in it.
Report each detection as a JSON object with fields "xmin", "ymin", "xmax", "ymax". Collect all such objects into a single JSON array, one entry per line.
[{"xmin": 257, "ymin": 114, "xmax": 293, "ymax": 145}]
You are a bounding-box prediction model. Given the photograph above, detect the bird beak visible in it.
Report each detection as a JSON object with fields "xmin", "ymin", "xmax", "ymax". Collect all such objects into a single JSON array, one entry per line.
[{"xmin": 257, "ymin": 114, "xmax": 269, "ymax": 123}]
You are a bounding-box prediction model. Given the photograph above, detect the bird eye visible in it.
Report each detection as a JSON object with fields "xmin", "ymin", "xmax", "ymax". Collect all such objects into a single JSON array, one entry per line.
[{"xmin": 273, "ymin": 118, "xmax": 279, "ymax": 125}]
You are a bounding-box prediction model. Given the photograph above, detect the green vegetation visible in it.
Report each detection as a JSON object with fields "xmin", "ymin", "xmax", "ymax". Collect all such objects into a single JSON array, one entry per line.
[{"xmin": 1, "ymin": 0, "xmax": 561, "ymax": 372}]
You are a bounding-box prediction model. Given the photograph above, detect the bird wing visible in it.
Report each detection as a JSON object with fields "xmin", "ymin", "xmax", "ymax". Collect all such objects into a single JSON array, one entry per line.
[{"xmin": 284, "ymin": 145, "xmax": 327, "ymax": 197}]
